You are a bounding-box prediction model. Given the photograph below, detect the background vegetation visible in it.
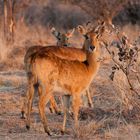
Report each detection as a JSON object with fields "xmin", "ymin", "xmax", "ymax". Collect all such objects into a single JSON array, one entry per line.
[{"xmin": 0, "ymin": 0, "xmax": 140, "ymax": 139}]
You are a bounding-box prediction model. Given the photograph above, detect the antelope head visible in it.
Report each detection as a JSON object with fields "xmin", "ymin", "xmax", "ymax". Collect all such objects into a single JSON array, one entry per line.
[
  {"xmin": 51, "ymin": 27, "xmax": 75, "ymax": 47},
  {"xmin": 77, "ymin": 21, "xmax": 105, "ymax": 52}
]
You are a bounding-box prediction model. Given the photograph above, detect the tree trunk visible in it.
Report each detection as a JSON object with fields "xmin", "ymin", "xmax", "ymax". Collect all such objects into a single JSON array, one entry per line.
[
  {"xmin": 3, "ymin": 0, "xmax": 15, "ymax": 44},
  {"xmin": 3, "ymin": 0, "xmax": 8, "ymax": 42},
  {"xmin": 9, "ymin": 0, "xmax": 15, "ymax": 43}
]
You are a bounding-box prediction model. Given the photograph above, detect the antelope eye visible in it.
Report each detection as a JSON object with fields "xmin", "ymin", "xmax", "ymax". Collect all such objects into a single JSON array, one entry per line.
[{"xmin": 84, "ymin": 34, "xmax": 89, "ymax": 40}]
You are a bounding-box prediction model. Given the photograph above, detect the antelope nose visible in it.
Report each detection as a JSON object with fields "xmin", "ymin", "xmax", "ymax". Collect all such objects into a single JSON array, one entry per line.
[{"xmin": 89, "ymin": 45, "xmax": 95, "ymax": 52}]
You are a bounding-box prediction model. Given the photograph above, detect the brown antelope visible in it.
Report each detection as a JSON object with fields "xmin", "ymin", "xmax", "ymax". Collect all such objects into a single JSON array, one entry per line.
[
  {"xmin": 25, "ymin": 22, "xmax": 105, "ymax": 135},
  {"xmin": 21, "ymin": 28, "xmax": 84, "ymax": 118},
  {"xmin": 22, "ymin": 26, "xmax": 94, "ymax": 118}
]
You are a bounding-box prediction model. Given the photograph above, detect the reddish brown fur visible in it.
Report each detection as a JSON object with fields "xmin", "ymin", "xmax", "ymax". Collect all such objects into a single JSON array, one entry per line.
[
  {"xmin": 25, "ymin": 27, "xmax": 103, "ymax": 134},
  {"xmin": 22, "ymin": 31, "xmax": 89, "ymax": 117},
  {"xmin": 22, "ymin": 43, "xmax": 87, "ymax": 118}
]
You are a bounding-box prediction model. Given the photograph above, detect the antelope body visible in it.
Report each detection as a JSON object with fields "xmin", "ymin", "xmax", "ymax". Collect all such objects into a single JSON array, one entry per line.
[
  {"xmin": 21, "ymin": 28, "xmax": 78, "ymax": 117},
  {"xmin": 22, "ymin": 27, "xmax": 93, "ymax": 118},
  {"xmin": 25, "ymin": 24, "xmax": 104, "ymax": 135}
]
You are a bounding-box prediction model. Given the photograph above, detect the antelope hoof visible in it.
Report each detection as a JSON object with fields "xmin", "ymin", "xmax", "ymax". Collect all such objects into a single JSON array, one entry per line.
[
  {"xmin": 26, "ymin": 125, "xmax": 30, "ymax": 130},
  {"xmin": 56, "ymin": 110, "xmax": 62, "ymax": 115},
  {"xmin": 44, "ymin": 127, "xmax": 52, "ymax": 136},
  {"xmin": 21, "ymin": 116, "xmax": 26, "ymax": 119},
  {"xmin": 89, "ymin": 103, "xmax": 93, "ymax": 108},
  {"xmin": 21, "ymin": 111, "xmax": 26, "ymax": 119},
  {"xmin": 61, "ymin": 130, "xmax": 65, "ymax": 135}
]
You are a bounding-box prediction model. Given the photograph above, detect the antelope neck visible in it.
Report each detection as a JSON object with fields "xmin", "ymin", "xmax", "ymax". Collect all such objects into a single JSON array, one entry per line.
[{"xmin": 86, "ymin": 48, "xmax": 100, "ymax": 72}]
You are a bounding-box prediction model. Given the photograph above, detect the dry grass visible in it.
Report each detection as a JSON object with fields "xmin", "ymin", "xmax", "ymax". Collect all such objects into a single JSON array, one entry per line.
[
  {"xmin": 0, "ymin": 1, "xmax": 140, "ymax": 139},
  {"xmin": 1, "ymin": 61, "xmax": 140, "ymax": 140}
]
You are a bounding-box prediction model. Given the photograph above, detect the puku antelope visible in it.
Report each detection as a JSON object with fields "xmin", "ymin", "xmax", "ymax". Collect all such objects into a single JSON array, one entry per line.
[
  {"xmin": 21, "ymin": 27, "xmax": 93, "ymax": 118},
  {"xmin": 22, "ymin": 27, "xmax": 87, "ymax": 118},
  {"xmin": 25, "ymin": 22, "xmax": 105, "ymax": 135}
]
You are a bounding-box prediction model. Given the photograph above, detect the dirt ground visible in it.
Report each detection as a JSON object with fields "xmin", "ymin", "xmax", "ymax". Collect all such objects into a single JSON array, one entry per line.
[
  {"xmin": 0, "ymin": 62, "xmax": 140, "ymax": 140},
  {"xmin": 0, "ymin": 0, "xmax": 140, "ymax": 139}
]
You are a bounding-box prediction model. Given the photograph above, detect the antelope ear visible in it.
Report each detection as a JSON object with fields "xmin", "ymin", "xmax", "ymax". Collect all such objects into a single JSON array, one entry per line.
[
  {"xmin": 66, "ymin": 28, "xmax": 75, "ymax": 38},
  {"xmin": 77, "ymin": 25, "xmax": 87, "ymax": 35},
  {"xmin": 50, "ymin": 27, "xmax": 56, "ymax": 33}
]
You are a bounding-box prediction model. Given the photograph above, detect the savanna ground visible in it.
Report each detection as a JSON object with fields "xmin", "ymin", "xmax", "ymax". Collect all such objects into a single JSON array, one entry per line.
[{"xmin": 0, "ymin": 0, "xmax": 140, "ymax": 140}]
